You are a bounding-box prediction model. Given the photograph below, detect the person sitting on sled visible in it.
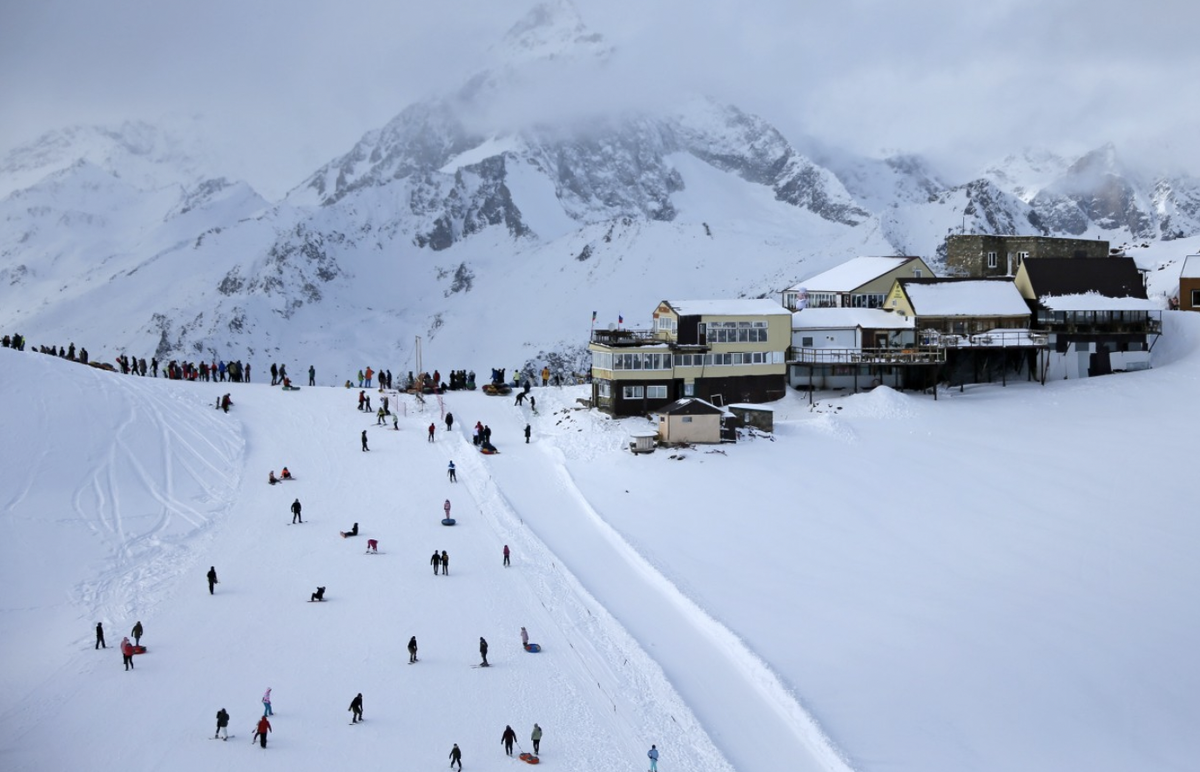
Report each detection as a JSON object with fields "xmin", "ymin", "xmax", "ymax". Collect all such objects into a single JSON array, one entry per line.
[
  {"xmin": 280, "ymin": 467, "xmax": 292, "ymax": 480},
  {"xmin": 341, "ymin": 522, "xmax": 358, "ymax": 538},
  {"xmin": 268, "ymin": 471, "xmax": 278, "ymax": 485}
]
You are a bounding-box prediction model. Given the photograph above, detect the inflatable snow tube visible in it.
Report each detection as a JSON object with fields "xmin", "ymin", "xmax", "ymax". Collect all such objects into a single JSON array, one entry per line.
[
  {"xmin": 523, "ymin": 643, "xmax": 541, "ymax": 653},
  {"xmin": 441, "ymin": 518, "xmax": 456, "ymax": 526},
  {"xmin": 519, "ymin": 752, "xmax": 540, "ymax": 764}
]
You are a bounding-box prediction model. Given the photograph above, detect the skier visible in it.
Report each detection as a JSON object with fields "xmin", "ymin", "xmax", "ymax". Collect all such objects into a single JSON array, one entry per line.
[
  {"xmin": 520, "ymin": 627, "xmax": 529, "ymax": 648},
  {"xmin": 121, "ymin": 637, "xmax": 135, "ymax": 670},
  {"xmin": 308, "ymin": 365, "xmax": 315, "ymax": 387},
  {"xmin": 449, "ymin": 743, "xmax": 462, "ymax": 771},
  {"xmin": 408, "ymin": 636, "xmax": 418, "ymax": 663},
  {"xmin": 445, "ymin": 412, "xmax": 454, "ymax": 431},
  {"xmin": 255, "ymin": 715, "xmax": 271, "ymax": 748},
  {"xmin": 531, "ymin": 723, "xmax": 542, "ymax": 755},
  {"xmin": 447, "ymin": 460, "xmax": 456, "ymax": 482},
  {"xmin": 427, "ymin": 422, "xmax": 436, "ymax": 442},
  {"xmin": 431, "ymin": 550, "xmax": 441, "ymax": 576},
  {"xmin": 479, "ymin": 637, "xmax": 489, "ymax": 667},
  {"xmin": 207, "ymin": 566, "xmax": 218, "ymax": 595},
  {"xmin": 291, "ymin": 499, "xmax": 303, "ymax": 524},
  {"xmin": 361, "ymin": 429, "xmax": 369, "ymax": 452},
  {"xmin": 502, "ymin": 725, "xmax": 517, "ymax": 756},
  {"xmin": 131, "ymin": 620, "xmax": 143, "ymax": 647},
  {"xmin": 349, "ymin": 692, "xmax": 364, "ymax": 723},
  {"xmin": 503, "ymin": 544, "xmax": 510, "ymax": 567},
  {"xmin": 648, "ymin": 744, "xmax": 659, "ymax": 772},
  {"xmin": 95, "ymin": 622, "xmax": 106, "ymax": 649},
  {"xmin": 441, "ymin": 550, "xmax": 449, "ymax": 576},
  {"xmin": 214, "ymin": 707, "xmax": 229, "ymax": 740},
  {"xmin": 525, "ymin": 424, "xmax": 531, "ymax": 443}
]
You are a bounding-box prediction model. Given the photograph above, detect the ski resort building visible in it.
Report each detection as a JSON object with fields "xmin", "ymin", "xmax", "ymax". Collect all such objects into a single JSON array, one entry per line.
[
  {"xmin": 1015, "ymin": 256, "xmax": 1161, "ymax": 378},
  {"xmin": 781, "ymin": 256, "xmax": 933, "ymax": 311},
  {"xmin": 1179, "ymin": 255, "xmax": 1200, "ymax": 312},
  {"xmin": 589, "ymin": 299, "xmax": 790, "ymax": 417},
  {"xmin": 944, "ymin": 235, "xmax": 1110, "ymax": 278}
]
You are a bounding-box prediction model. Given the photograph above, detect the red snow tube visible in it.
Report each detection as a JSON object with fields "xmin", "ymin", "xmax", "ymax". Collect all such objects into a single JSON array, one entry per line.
[{"xmin": 520, "ymin": 752, "xmax": 540, "ymax": 764}]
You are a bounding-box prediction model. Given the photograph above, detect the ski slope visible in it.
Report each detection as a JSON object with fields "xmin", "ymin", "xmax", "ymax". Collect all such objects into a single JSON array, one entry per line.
[{"xmin": 4, "ymin": 311, "xmax": 1200, "ymax": 771}]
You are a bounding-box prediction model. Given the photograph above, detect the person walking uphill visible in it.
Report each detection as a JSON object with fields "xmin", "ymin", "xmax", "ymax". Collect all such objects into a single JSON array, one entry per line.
[
  {"xmin": 427, "ymin": 422, "xmax": 436, "ymax": 442},
  {"xmin": 262, "ymin": 688, "xmax": 273, "ymax": 716},
  {"xmin": 131, "ymin": 621, "xmax": 143, "ymax": 646},
  {"xmin": 648, "ymin": 744, "xmax": 659, "ymax": 771},
  {"xmin": 361, "ymin": 429, "xmax": 369, "ymax": 452},
  {"xmin": 207, "ymin": 566, "xmax": 218, "ymax": 595},
  {"xmin": 479, "ymin": 637, "xmax": 489, "ymax": 667},
  {"xmin": 255, "ymin": 715, "xmax": 271, "ymax": 748},
  {"xmin": 121, "ymin": 637, "xmax": 135, "ymax": 670},
  {"xmin": 448, "ymin": 743, "xmax": 462, "ymax": 770},
  {"xmin": 431, "ymin": 550, "xmax": 441, "ymax": 575},
  {"xmin": 214, "ymin": 708, "xmax": 229, "ymax": 740},
  {"xmin": 445, "ymin": 412, "xmax": 454, "ymax": 431},
  {"xmin": 503, "ymin": 544, "xmax": 510, "ymax": 567},
  {"xmin": 531, "ymin": 723, "xmax": 542, "ymax": 755},
  {"xmin": 447, "ymin": 461, "xmax": 456, "ymax": 482},
  {"xmin": 525, "ymin": 423, "xmax": 531, "ymax": 443},
  {"xmin": 291, "ymin": 498, "xmax": 303, "ymax": 524},
  {"xmin": 349, "ymin": 692, "xmax": 363, "ymax": 723},
  {"xmin": 95, "ymin": 622, "xmax": 106, "ymax": 649},
  {"xmin": 407, "ymin": 636, "xmax": 418, "ymax": 663},
  {"xmin": 501, "ymin": 725, "xmax": 517, "ymax": 756}
]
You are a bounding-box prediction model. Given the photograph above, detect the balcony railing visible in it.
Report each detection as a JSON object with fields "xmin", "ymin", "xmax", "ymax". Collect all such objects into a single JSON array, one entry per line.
[
  {"xmin": 787, "ymin": 346, "xmax": 946, "ymax": 365},
  {"xmin": 590, "ymin": 328, "xmax": 666, "ymax": 347}
]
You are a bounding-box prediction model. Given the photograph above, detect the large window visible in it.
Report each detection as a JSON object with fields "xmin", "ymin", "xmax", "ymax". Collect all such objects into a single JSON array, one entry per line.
[
  {"xmin": 850, "ymin": 294, "xmax": 885, "ymax": 308},
  {"xmin": 612, "ymin": 352, "xmax": 671, "ymax": 370},
  {"xmin": 655, "ymin": 316, "xmax": 676, "ymax": 333},
  {"xmin": 676, "ymin": 351, "xmax": 771, "ymax": 367},
  {"xmin": 646, "ymin": 384, "xmax": 668, "ymax": 399},
  {"xmin": 596, "ymin": 380, "xmax": 611, "ymax": 398},
  {"xmin": 808, "ymin": 292, "xmax": 838, "ymax": 308},
  {"xmin": 704, "ymin": 321, "xmax": 768, "ymax": 343},
  {"xmin": 592, "ymin": 351, "xmax": 613, "ymax": 370},
  {"xmin": 622, "ymin": 385, "xmax": 644, "ymax": 399}
]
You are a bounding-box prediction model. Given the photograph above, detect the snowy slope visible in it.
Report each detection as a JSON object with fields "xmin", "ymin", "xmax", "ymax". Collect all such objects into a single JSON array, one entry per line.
[{"xmin": 6, "ymin": 312, "xmax": 1200, "ymax": 772}]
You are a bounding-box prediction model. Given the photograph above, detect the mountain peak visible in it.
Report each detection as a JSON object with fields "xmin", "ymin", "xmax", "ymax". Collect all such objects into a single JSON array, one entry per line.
[{"xmin": 495, "ymin": 0, "xmax": 608, "ymax": 64}]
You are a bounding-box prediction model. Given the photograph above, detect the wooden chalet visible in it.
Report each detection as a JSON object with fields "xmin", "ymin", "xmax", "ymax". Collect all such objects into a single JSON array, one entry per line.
[{"xmin": 782, "ymin": 256, "xmax": 933, "ymax": 310}]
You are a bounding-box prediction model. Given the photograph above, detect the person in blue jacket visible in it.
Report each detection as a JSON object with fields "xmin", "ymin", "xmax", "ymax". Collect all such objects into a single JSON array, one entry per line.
[{"xmin": 648, "ymin": 744, "xmax": 659, "ymax": 772}]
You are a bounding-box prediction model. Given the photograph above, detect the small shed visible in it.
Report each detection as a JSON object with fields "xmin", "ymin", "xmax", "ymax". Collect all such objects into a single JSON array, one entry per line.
[
  {"xmin": 728, "ymin": 404, "xmax": 774, "ymax": 433},
  {"xmin": 656, "ymin": 398, "xmax": 727, "ymax": 444}
]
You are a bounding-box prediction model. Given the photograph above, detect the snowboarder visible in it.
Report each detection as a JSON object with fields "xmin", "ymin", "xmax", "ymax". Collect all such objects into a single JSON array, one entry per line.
[
  {"xmin": 531, "ymin": 723, "xmax": 542, "ymax": 755},
  {"xmin": 131, "ymin": 621, "xmax": 143, "ymax": 647},
  {"xmin": 341, "ymin": 522, "xmax": 359, "ymax": 538},
  {"xmin": 449, "ymin": 743, "xmax": 463, "ymax": 770},
  {"xmin": 503, "ymin": 544, "xmax": 510, "ymax": 567},
  {"xmin": 520, "ymin": 627, "xmax": 529, "ymax": 648},
  {"xmin": 408, "ymin": 636, "xmax": 418, "ymax": 663},
  {"xmin": 502, "ymin": 725, "xmax": 517, "ymax": 756},
  {"xmin": 361, "ymin": 429, "xmax": 369, "ymax": 452},
  {"xmin": 255, "ymin": 715, "xmax": 271, "ymax": 748},
  {"xmin": 207, "ymin": 566, "xmax": 218, "ymax": 595},
  {"xmin": 648, "ymin": 744, "xmax": 659, "ymax": 771},
  {"xmin": 447, "ymin": 461, "xmax": 456, "ymax": 482},
  {"xmin": 215, "ymin": 708, "xmax": 229, "ymax": 739},
  {"xmin": 445, "ymin": 412, "xmax": 454, "ymax": 431},
  {"xmin": 121, "ymin": 637, "xmax": 135, "ymax": 670},
  {"xmin": 428, "ymin": 422, "xmax": 436, "ymax": 442},
  {"xmin": 525, "ymin": 424, "xmax": 531, "ymax": 443},
  {"xmin": 431, "ymin": 550, "xmax": 441, "ymax": 575},
  {"xmin": 95, "ymin": 622, "xmax": 106, "ymax": 649},
  {"xmin": 441, "ymin": 550, "xmax": 449, "ymax": 575},
  {"xmin": 310, "ymin": 586, "xmax": 325, "ymax": 602},
  {"xmin": 349, "ymin": 692, "xmax": 363, "ymax": 723},
  {"xmin": 291, "ymin": 498, "xmax": 303, "ymax": 524},
  {"xmin": 479, "ymin": 637, "xmax": 489, "ymax": 667}
]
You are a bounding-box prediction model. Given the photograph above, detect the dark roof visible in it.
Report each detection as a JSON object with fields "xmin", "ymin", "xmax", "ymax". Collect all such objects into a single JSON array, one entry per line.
[
  {"xmin": 658, "ymin": 398, "xmax": 725, "ymax": 416},
  {"xmin": 1022, "ymin": 257, "xmax": 1146, "ymax": 300}
]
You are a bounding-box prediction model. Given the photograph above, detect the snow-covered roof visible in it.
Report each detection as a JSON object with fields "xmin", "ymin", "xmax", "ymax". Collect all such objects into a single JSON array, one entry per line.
[
  {"xmin": 656, "ymin": 397, "xmax": 733, "ymax": 417},
  {"xmin": 665, "ymin": 299, "xmax": 789, "ymax": 317},
  {"xmin": 902, "ymin": 280, "xmax": 1031, "ymax": 317},
  {"xmin": 1039, "ymin": 293, "xmax": 1164, "ymax": 311},
  {"xmin": 791, "ymin": 308, "xmax": 914, "ymax": 330},
  {"xmin": 727, "ymin": 403, "xmax": 774, "ymax": 412},
  {"xmin": 786, "ymin": 257, "xmax": 917, "ymax": 292},
  {"xmin": 1181, "ymin": 255, "xmax": 1200, "ymax": 279}
]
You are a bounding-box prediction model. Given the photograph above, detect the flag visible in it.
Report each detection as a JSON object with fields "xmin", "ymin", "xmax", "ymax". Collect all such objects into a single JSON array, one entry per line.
[
  {"xmin": 592, "ymin": 311, "xmax": 597, "ymax": 322},
  {"xmin": 618, "ymin": 314, "xmax": 624, "ymax": 324}
]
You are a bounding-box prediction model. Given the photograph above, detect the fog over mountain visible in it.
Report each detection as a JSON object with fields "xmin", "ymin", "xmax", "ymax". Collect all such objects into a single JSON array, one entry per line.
[{"xmin": 2, "ymin": 0, "xmax": 1199, "ymax": 376}]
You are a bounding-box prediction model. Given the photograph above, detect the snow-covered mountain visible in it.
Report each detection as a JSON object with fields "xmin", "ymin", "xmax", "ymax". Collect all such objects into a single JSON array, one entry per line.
[{"xmin": 1, "ymin": 0, "xmax": 1198, "ymax": 376}]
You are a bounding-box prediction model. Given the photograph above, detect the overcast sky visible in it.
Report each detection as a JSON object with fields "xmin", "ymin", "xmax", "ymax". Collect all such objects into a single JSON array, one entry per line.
[{"xmin": 3, "ymin": 0, "xmax": 1198, "ymax": 199}]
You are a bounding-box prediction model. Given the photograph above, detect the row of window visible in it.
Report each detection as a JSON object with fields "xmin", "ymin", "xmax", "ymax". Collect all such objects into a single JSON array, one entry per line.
[
  {"xmin": 594, "ymin": 350, "xmax": 781, "ymax": 370},
  {"xmin": 706, "ymin": 321, "xmax": 768, "ymax": 343},
  {"xmin": 596, "ymin": 381, "xmax": 696, "ymax": 401}
]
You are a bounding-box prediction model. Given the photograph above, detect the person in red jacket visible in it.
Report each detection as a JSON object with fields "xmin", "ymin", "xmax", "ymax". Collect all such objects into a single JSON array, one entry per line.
[
  {"xmin": 255, "ymin": 715, "xmax": 271, "ymax": 748},
  {"xmin": 121, "ymin": 637, "xmax": 135, "ymax": 670}
]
